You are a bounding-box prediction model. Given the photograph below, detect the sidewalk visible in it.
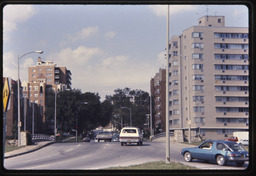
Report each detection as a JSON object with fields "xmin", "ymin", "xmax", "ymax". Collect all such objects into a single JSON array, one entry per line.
[{"xmin": 4, "ymin": 141, "xmax": 55, "ymax": 159}]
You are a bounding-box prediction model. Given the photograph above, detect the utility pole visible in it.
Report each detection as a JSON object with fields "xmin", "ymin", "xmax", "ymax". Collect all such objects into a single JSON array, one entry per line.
[{"xmin": 165, "ymin": 5, "xmax": 170, "ymax": 164}]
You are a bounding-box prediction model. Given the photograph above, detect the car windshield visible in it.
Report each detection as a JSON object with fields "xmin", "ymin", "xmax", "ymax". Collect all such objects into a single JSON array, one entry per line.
[
  {"xmin": 98, "ymin": 132, "xmax": 111, "ymax": 135},
  {"xmin": 226, "ymin": 142, "xmax": 245, "ymax": 152},
  {"xmin": 122, "ymin": 129, "xmax": 137, "ymax": 133}
]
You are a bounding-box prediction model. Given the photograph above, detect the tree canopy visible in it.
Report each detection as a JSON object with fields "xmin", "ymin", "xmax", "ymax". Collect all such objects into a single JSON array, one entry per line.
[{"xmin": 45, "ymin": 89, "xmax": 113, "ymax": 135}]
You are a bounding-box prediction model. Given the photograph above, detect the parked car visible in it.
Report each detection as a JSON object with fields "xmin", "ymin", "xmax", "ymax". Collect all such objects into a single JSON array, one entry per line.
[
  {"xmin": 227, "ymin": 136, "xmax": 238, "ymax": 142},
  {"xmin": 119, "ymin": 127, "xmax": 143, "ymax": 146},
  {"xmin": 95, "ymin": 131, "xmax": 113, "ymax": 142},
  {"xmin": 82, "ymin": 137, "xmax": 90, "ymax": 142},
  {"xmin": 238, "ymin": 139, "xmax": 249, "ymax": 146},
  {"xmin": 111, "ymin": 133, "xmax": 120, "ymax": 142},
  {"xmin": 180, "ymin": 140, "xmax": 249, "ymax": 166}
]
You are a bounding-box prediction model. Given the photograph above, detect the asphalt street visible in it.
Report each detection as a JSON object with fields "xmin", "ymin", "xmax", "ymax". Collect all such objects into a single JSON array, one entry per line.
[{"xmin": 4, "ymin": 140, "xmax": 248, "ymax": 170}]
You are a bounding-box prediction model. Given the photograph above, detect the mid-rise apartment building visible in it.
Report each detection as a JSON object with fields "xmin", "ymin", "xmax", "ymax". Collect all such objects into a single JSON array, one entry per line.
[
  {"xmin": 150, "ymin": 68, "xmax": 166, "ymax": 133},
  {"xmin": 168, "ymin": 16, "xmax": 248, "ymax": 141},
  {"xmin": 22, "ymin": 57, "xmax": 72, "ymax": 131}
]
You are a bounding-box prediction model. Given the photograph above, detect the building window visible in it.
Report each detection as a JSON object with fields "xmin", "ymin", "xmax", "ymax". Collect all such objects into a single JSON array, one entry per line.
[
  {"xmin": 192, "ymin": 32, "xmax": 203, "ymax": 38},
  {"xmin": 46, "ymin": 68, "xmax": 52, "ymax": 72},
  {"xmin": 173, "ymin": 119, "xmax": 179, "ymax": 125},
  {"xmin": 173, "ymin": 110, "xmax": 179, "ymax": 115},
  {"xmin": 215, "ymin": 75, "xmax": 248, "ymax": 81},
  {"xmin": 173, "ymin": 90, "xmax": 179, "ymax": 95},
  {"xmin": 46, "ymin": 73, "xmax": 52, "ymax": 77},
  {"xmin": 173, "ymin": 80, "xmax": 178, "ymax": 86},
  {"xmin": 214, "ymin": 33, "xmax": 248, "ymax": 39},
  {"xmin": 215, "ymin": 86, "xmax": 248, "ymax": 92},
  {"xmin": 218, "ymin": 19, "xmax": 221, "ymax": 23},
  {"xmin": 216, "ymin": 118, "xmax": 248, "ymax": 123},
  {"xmin": 33, "ymin": 86, "xmax": 38, "ymax": 91},
  {"xmin": 172, "ymin": 70, "xmax": 178, "ymax": 76},
  {"xmin": 193, "ymin": 85, "xmax": 204, "ymax": 91},
  {"xmin": 192, "ymin": 53, "xmax": 203, "ymax": 60},
  {"xmin": 46, "ymin": 79, "xmax": 52, "ymax": 83},
  {"xmin": 173, "ymin": 100, "xmax": 179, "ymax": 105},
  {"xmin": 214, "ymin": 43, "xmax": 248, "ymax": 50},
  {"xmin": 172, "ymin": 60, "xmax": 178, "ymax": 66},
  {"xmin": 216, "ymin": 107, "xmax": 248, "ymax": 113},
  {"xmin": 215, "ymin": 96, "xmax": 248, "ymax": 102},
  {"xmin": 193, "ymin": 74, "xmax": 204, "ymax": 81},
  {"xmin": 193, "ymin": 96, "xmax": 204, "ymax": 102},
  {"xmin": 172, "ymin": 51, "xmax": 178, "ymax": 56},
  {"xmin": 34, "ymin": 94, "xmax": 38, "ymax": 98},
  {"xmin": 192, "ymin": 64, "xmax": 204, "ymax": 70},
  {"xmin": 214, "ymin": 54, "xmax": 248, "ymax": 60},
  {"xmin": 194, "ymin": 117, "xmax": 205, "ymax": 123},
  {"xmin": 193, "ymin": 106, "xmax": 204, "ymax": 113},
  {"xmin": 172, "ymin": 41, "xmax": 178, "ymax": 48},
  {"xmin": 32, "ymin": 69, "xmax": 36, "ymax": 72},
  {"xmin": 215, "ymin": 65, "xmax": 248, "ymax": 70},
  {"xmin": 192, "ymin": 43, "xmax": 204, "ymax": 49}
]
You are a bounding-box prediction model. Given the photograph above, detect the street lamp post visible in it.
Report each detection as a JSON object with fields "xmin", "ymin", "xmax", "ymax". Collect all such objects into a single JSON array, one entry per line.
[
  {"xmin": 17, "ymin": 50, "xmax": 43, "ymax": 146},
  {"xmin": 121, "ymin": 107, "xmax": 132, "ymax": 127}
]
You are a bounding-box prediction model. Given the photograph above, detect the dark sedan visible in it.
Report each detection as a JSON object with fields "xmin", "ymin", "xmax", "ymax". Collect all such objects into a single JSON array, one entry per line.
[{"xmin": 180, "ymin": 140, "xmax": 249, "ymax": 166}]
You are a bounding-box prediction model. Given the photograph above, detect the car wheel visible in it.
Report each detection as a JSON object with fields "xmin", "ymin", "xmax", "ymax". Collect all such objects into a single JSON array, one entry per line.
[
  {"xmin": 184, "ymin": 152, "xmax": 192, "ymax": 162},
  {"xmin": 236, "ymin": 161, "xmax": 245, "ymax": 167},
  {"xmin": 216, "ymin": 155, "xmax": 226, "ymax": 166}
]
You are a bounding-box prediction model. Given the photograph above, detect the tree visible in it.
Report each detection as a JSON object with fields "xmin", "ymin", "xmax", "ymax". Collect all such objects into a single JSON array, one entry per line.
[
  {"xmin": 107, "ymin": 87, "xmax": 150, "ymax": 130},
  {"xmin": 45, "ymin": 90, "xmax": 113, "ymax": 136}
]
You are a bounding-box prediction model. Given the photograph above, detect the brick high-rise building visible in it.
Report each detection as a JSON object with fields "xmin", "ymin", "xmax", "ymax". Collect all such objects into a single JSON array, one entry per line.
[
  {"xmin": 22, "ymin": 57, "xmax": 72, "ymax": 131},
  {"xmin": 150, "ymin": 68, "xmax": 166, "ymax": 133}
]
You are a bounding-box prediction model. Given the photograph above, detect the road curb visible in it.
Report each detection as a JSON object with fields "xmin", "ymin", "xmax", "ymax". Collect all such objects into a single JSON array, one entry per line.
[{"xmin": 4, "ymin": 141, "xmax": 55, "ymax": 159}]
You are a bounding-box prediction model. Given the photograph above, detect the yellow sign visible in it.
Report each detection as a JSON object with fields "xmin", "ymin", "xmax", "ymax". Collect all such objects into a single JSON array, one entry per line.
[{"xmin": 3, "ymin": 78, "xmax": 10, "ymax": 112}]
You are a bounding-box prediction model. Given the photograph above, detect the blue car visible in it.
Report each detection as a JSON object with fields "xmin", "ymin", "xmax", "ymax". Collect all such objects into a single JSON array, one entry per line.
[{"xmin": 180, "ymin": 140, "xmax": 249, "ymax": 166}]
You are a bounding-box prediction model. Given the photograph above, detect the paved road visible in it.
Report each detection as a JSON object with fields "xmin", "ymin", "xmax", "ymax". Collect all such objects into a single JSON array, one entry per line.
[{"xmin": 4, "ymin": 140, "xmax": 248, "ymax": 170}]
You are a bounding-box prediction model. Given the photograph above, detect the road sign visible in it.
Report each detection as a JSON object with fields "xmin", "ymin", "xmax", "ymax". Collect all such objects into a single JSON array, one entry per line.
[{"xmin": 3, "ymin": 78, "xmax": 10, "ymax": 112}]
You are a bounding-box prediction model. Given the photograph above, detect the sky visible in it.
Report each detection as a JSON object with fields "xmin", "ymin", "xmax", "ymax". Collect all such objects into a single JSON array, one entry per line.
[{"xmin": 3, "ymin": 4, "xmax": 248, "ymax": 100}]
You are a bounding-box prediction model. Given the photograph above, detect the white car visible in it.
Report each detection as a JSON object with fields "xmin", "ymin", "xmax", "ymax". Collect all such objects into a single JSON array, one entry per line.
[
  {"xmin": 119, "ymin": 127, "xmax": 143, "ymax": 146},
  {"xmin": 238, "ymin": 139, "xmax": 249, "ymax": 146}
]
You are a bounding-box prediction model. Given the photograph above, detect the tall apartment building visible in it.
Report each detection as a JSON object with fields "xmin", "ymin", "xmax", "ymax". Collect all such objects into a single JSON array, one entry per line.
[
  {"xmin": 168, "ymin": 16, "xmax": 248, "ymax": 141},
  {"xmin": 22, "ymin": 57, "xmax": 72, "ymax": 131},
  {"xmin": 150, "ymin": 68, "xmax": 166, "ymax": 133}
]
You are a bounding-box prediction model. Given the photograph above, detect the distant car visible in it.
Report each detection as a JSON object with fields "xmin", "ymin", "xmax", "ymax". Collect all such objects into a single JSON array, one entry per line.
[
  {"xmin": 111, "ymin": 133, "xmax": 120, "ymax": 142},
  {"xmin": 119, "ymin": 127, "xmax": 143, "ymax": 146},
  {"xmin": 238, "ymin": 139, "xmax": 249, "ymax": 146},
  {"xmin": 82, "ymin": 137, "xmax": 90, "ymax": 142},
  {"xmin": 227, "ymin": 136, "xmax": 238, "ymax": 142},
  {"xmin": 95, "ymin": 131, "xmax": 113, "ymax": 142},
  {"xmin": 180, "ymin": 140, "xmax": 249, "ymax": 166}
]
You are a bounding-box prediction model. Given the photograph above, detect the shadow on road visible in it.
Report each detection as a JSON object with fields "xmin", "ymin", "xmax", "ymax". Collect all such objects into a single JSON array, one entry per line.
[{"xmin": 191, "ymin": 159, "xmax": 249, "ymax": 169}]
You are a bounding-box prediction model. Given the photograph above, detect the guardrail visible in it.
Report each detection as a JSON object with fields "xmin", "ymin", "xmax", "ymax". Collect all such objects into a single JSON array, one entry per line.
[
  {"xmin": 151, "ymin": 132, "xmax": 174, "ymax": 141},
  {"xmin": 32, "ymin": 134, "xmax": 54, "ymax": 142}
]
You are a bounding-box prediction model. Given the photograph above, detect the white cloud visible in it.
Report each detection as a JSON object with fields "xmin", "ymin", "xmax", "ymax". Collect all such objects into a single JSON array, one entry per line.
[
  {"xmin": 157, "ymin": 51, "xmax": 166, "ymax": 69},
  {"xmin": 51, "ymin": 46, "xmax": 103, "ymax": 67},
  {"xmin": 148, "ymin": 5, "xmax": 197, "ymax": 17},
  {"xmin": 3, "ymin": 5, "xmax": 38, "ymax": 33},
  {"xmin": 3, "ymin": 51, "xmax": 17, "ymax": 79},
  {"xmin": 67, "ymin": 26, "xmax": 99, "ymax": 42},
  {"xmin": 104, "ymin": 31, "xmax": 116, "ymax": 39},
  {"xmin": 3, "ymin": 51, "xmax": 36, "ymax": 81}
]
